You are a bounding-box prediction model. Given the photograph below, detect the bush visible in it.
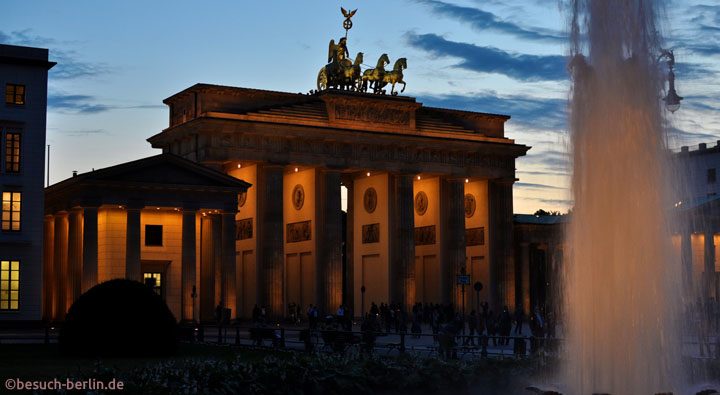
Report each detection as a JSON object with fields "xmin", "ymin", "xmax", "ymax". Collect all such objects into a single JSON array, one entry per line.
[{"xmin": 59, "ymin": 279, "xmax": 177, "ymax": 357}]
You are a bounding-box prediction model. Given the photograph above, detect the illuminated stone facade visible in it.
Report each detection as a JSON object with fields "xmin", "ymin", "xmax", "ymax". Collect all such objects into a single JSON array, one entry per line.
[
  {"xmin": 148, "ymin": 85, "xmax": 529, "ymax": 318},
  {"xmin": 43, "ymin": 154, "xmax": 249, "ymax": 321}
]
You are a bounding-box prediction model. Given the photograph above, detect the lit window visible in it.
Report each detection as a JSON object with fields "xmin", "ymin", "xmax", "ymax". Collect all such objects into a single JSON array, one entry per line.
[
  {"xmin": 1, "ymin": 192, "xmax": 21, "ymax": 232},
  {"xmin": 4, "ymin": 133, "xmax": 20, "ymax": 173},
  {"xmin": 5, "ymin": 84, "xmax": 25, "ymax": 105},
  {"xmin": 0, "ymin": 260, "xmax": 20, "ymax": 310},
  {"xmin": 143, "ymin": 272, "xmax": 162, "ymax": 296},
  {"xmin": 145, "ymin": 225, "xmax": 163, "ymax": 246}
]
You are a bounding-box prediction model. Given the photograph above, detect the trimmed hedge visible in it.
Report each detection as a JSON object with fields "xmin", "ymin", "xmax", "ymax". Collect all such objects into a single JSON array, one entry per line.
[{"xmin": 59, "ymin": 279, "xmax": 177, "ymax": 357}]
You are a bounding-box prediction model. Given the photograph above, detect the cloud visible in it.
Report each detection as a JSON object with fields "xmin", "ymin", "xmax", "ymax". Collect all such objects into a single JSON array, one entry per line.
[
  {"xmin": 48, "ymin": 93, "xmax": 164, "ymax": 114},
  {"xmin": 406, "ymin": 33, "xmax": 568, "ymax": 82},
  {"xmin": 517, "ymin": 169, "xmax": 571, "ymax": 176},
  {"xmin": 48, "ymin": 94, "xmax": 111, "ymax": 113},
  {"xmin": 418, "ymin": 91, "xmax": 568, "ymax": 130},
  {"xmin": 515, "ymin": 182, "xmax": 564, "ymax": 190},
  {"xmin": 60, "ymin": 129, "xmax": 109, "ymax": 137},
  {"xmin": 0, "ymin": 29, "xmax": 108, "ymax": 79},
  {"xmin": 413, "ymin": 0, "xmax": 564, "ymax": 43},
  {"xmin": 520, "ymin": 148, "xmax": 570, "ymax": 172},
  {"xmin": 515, "ymin": 195, "xmax": 574, "ymax": 207},
  {"xmin": 667, "ymin": 126, "xmax": 719, "ymax": 144}
]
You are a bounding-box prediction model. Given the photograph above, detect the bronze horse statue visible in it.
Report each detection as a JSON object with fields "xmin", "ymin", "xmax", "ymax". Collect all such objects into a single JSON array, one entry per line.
[
  {"xmin": 360, "ymin": 53, "xmax": 390, "ymax": 93},
  {"xmin": 379, "ymin": 57, "xmax": 407, "ymax": 96},
  {"xmin": 342, "ymin": 52, "xmax": 363, "ymax": 91}
]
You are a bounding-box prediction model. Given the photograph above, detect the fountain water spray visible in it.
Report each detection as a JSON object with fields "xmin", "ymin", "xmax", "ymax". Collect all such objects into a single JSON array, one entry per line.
[{"xmin": 563, "ymin": 0, "xmax": 685, "ymax": 394}]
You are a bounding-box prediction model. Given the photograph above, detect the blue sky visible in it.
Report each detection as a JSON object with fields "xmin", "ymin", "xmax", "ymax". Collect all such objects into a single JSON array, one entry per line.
[{"xmin": 2, "ymin": 0, "xmax": 719, "ymax": 214}]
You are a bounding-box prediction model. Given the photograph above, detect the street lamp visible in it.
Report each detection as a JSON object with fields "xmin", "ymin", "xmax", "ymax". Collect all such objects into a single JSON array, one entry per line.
[{"xmin": 659, "ymin": 49, "xmax": 683, "ymax": 113}]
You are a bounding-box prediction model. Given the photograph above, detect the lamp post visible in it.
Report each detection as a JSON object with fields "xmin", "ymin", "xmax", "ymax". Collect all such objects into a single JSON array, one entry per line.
[{"xmin": 659, "ymin": 49, "xmax": 683, "ymax": 113}]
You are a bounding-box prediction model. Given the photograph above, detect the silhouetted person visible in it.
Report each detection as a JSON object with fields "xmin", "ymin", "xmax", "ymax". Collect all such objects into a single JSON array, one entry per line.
[
  {"xmin": 514, "ymin": 306, "xmax": 524, "ymax": 335},
  {"xmin": 252, "ymin": 304, "xmax": 261, "ymax": 323}
]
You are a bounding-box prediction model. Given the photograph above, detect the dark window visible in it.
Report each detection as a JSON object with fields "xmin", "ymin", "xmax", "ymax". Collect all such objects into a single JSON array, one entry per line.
[
  {"xmin": 145, "ymin": 225, "xmax": 163, "ymax": 246},
  {"xmin": 4, "ymin": 133, "xmax": 20, "ymax": 173},
  {"xmin": 709, "ymin": 168, "xmax": 716, "ymax": 184},
  {"xmin": 5, "ymin": 84, "xmax": 25, "ymax": 105}
]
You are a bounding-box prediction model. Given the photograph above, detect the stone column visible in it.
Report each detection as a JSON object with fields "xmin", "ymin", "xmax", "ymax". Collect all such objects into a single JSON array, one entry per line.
[
  {"xmin": 181, "ymin": 209, "xmax": 197, "ymax": 322},
  {"xmin": 390, "ymin": 174, "xmax": 415, "ymax": 308},
  {"xmin": 680, "ymin": 229, "xmax": 693, "ymax": 297},
  {"xmin": 704, "ymin": 231, "xmax": 716, "ymax": 298},
  {"xmin": 200, "ymin": 214, "xmax": 216, "ymax": 322},
  {"xmin": 67, "ymin": 209, "xmax": 82, "ymax": 307},
  {"xmin": 125, "ymin": 207, "xmax": 142, "ymax": 281},
  {"xmin": 488, "ymin": 179, "xmax": 515, "ymax": 312},
  {"xmin": 256, "ymin": 164, "xmax": 284, "ymax": 317},
  {"xmin": 53, "ymin": 212, "xmax": 68, "ymax": 319},
  {"xmin": 344, "ymin": 176, "xmax": 355, "ymax": 313},
  {"xmin": 440, "ymin": 177, "xmax": 466, "ymax": 305},
  {"xmin": 221, "ymin": 211, "xmax": 237, "ymax": 318},
  {"xmin": 43, "ymin": 214, "xmax": 55, "ymax": 321},
  {"xmin": 316, "ymin": 169, "xmax": 343, "ymax": 313},
  {"xmin": 82, "ymin": 207, "xmax": 99, "ymax": 293},
  {"xmin": 213, "ymin": 214, "xmax": 223, "ymax": 309},
  {"xmin": 520, "ymin": 242, "xmax": 531, "ymax": 314}
]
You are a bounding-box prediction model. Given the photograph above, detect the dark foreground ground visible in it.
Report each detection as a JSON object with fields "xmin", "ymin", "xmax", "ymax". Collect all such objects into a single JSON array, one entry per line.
[
  {"xmin": 1, "ymin": 343, "xmax": 718, "ymax": 394},
  {"xmin": 0, "ymin": 342, "xmax": 555, "ymax": 394}
]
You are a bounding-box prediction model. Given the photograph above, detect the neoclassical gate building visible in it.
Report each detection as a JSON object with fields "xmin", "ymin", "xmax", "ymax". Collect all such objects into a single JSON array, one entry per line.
[{"xmin": 145, "ymin": 84, "xmax": 529, "ymax": 320}]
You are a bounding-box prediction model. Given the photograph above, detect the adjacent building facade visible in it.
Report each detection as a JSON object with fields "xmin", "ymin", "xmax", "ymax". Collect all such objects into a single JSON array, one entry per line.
[
  {"xmin": 513, "ymin": 214, "xmax": 567, "ymax": 317},
  {"xmin": 0, "ymin": 44, "xmax": 55, "ymax": 321},
  {"xmin": 673, "ymin": 142, "xmax": 720, "ymax": 300},
  {"xmin": 44, "ymin": 154, "xmax": 250, "ymax": 322},
  {"xmin": 147, "ymin": 85, "xmax": 529, "ymax": 319}
]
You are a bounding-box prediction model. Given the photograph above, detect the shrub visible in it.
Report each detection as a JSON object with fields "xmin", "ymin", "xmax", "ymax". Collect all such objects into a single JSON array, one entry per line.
[{"xmin": 59, "ymin": 279, "xmax": 177, "ymax": 357}]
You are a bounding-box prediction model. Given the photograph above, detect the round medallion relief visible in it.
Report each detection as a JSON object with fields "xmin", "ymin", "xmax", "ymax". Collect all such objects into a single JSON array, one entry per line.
[
  {"xmin": 238, "ymin": 191, "xmax": 247, "ymax": 208},
  {"xmin": 363, "ymin": 187, "xmax": 377, "ymax": 213},
  {"xmin": 464, "ymin": 193, "xmax": 476, "ymax": 218},
  {"xmin": 414, "ymin": 191, "xmax": 428, "ymax": 216},
  {"xmin": 292, "ymin": 184, "xmax": 305, "ymax": 210}
]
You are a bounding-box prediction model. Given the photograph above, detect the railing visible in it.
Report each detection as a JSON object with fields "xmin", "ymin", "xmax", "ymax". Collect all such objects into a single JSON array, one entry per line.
[
  {"xmin": 0, "ymin": 323, "xmax": 717, "ymax": 361},
  {"xmin": 177, "ymin": 324, "xmax": 564, "ymax": 359}
]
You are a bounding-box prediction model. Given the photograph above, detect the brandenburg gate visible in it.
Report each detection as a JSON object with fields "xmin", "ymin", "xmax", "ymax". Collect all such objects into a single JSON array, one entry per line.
[{"xmin": 147, "ymin": 84, "xmax": 528, "ymax": 319}]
